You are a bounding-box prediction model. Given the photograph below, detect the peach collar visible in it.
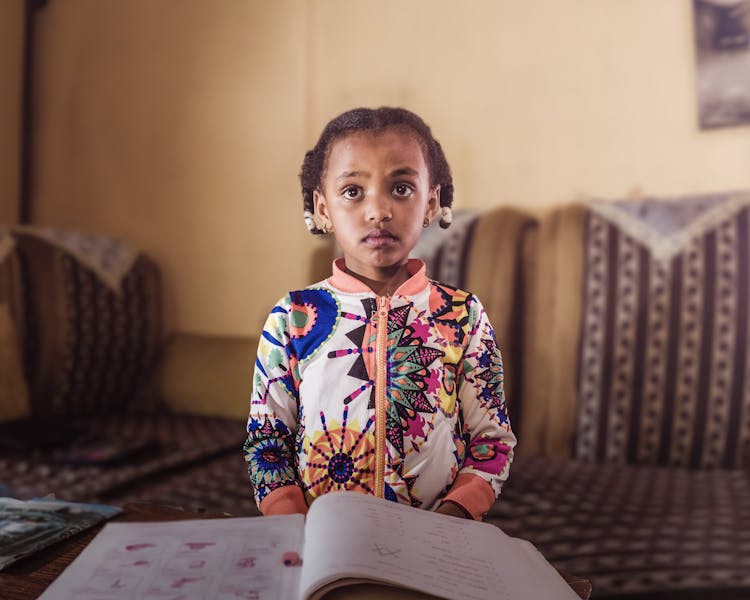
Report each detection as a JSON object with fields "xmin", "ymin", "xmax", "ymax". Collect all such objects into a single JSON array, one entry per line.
[{"xmin": 327, "ymin": 258, "xmax": 428, "ymax": 296}]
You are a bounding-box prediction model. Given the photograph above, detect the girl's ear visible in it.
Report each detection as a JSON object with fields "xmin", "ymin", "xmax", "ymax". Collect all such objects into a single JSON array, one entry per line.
[
  {"xmin": 313, "ymin": 190, "xmax": 331, "ymax": 229},
  {"xmin": 426, "ymin": 185, "xmax": 441, "ymax": 220}
]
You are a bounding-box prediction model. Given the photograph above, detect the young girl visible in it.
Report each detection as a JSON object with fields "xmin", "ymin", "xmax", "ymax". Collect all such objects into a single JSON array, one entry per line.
[{"xmin": 244, "ymin": 107, "xmax": 515, "ymax": 521}]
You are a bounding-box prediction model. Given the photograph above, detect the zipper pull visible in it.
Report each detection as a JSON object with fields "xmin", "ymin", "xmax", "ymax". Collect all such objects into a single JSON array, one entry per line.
[{"xmin": 377, "ymin": 295, "xmax": 389, "ymax": 318}]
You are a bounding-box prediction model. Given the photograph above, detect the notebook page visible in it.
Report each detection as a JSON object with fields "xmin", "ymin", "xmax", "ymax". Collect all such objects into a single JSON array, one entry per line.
[
  {"xmin": 38, "ymin": 515, "xmax": 305, "ymax": 600},
  {"xmin": 299, "ymin": 492, "xmax": 579, "ymax": 600}
]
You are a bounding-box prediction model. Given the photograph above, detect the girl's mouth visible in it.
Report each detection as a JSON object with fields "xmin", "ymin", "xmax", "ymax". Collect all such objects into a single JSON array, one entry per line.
[{"xmin": 363, "ymin": 230, "xmax": 398, "ymax": 247}]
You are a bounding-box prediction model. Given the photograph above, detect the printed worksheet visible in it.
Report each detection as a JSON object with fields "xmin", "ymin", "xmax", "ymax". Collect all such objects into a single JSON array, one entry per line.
[
  {"xmin": 38, "ymin": 493, "xmax": 580, "ymax": 600},
  {"xmin": 38, "ymin": 514, "xmax": 305, "ymax": 600}
]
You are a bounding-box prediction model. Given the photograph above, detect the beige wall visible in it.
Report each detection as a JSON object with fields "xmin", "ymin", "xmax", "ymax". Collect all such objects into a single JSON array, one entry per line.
[
  {"xmin": 308, "ymin": 0, "xmax": 750, "ymax": 207},
  {"xmin": 0, "ymin": 0, "xmax": 24, "ymax": 224},
  {"xmin": 30, "ymin": 0, "xmax": 750, "ymax": 336},
  {"xmin": 32, "ymin": 0, "xmax": 318, "ymax": 335}
]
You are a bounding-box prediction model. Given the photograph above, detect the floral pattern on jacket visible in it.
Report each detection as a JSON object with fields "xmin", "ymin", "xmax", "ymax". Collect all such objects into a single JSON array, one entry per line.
[{"xmin": 244, "ymin": 259, "xmax": 516, "ymax": 512}]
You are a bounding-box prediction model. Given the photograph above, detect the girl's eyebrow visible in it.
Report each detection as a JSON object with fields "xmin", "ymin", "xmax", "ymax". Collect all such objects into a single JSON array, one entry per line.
[
  {"xmin": 389, "ymin": 167, "xmax": 419, "ymax": 177},
  {"xmin": 336, "ymin": 170, "xmax": 368, "ymax": 181},
  {"xmin": 335, "ymin": 167, "xmax": 419, "ymax": 181}
]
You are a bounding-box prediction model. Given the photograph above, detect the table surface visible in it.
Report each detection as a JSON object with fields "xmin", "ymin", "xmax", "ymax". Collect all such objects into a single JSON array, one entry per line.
[{"xmin": 0, "ymin": 503, "xmax": 592, "ymax": 600}]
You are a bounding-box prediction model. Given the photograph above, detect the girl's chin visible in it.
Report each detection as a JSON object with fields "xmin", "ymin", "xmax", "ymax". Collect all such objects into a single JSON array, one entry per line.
[
  {"xmin": 344, "ymin": 257, "xmax": 409, "ymax": 275},
  {"xmin": 351, "ymin": 248, "xmax": 403, "ymax": 263}
]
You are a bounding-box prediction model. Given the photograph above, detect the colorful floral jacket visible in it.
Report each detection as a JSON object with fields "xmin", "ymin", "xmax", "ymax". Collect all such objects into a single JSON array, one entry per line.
[{"xmin": 243, "ymin": 259, "xmax": 516, "ymax": 520}]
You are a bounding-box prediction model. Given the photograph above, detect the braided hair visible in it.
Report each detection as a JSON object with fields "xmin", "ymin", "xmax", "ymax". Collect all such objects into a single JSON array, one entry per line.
[{"xmin": 300, "ymin": 107, "xmax": 454, "ymax": 234}]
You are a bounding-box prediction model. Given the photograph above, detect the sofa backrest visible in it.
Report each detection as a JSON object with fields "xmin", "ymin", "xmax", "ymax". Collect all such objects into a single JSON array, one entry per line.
[
  {"xmin": 12, "ymin": 229, "xmax": 163, "ymax": 417},
  {"xmin": 525, "ymin": 193, "xmax": 750, "ymax": 468},
  {"xmin": 413, "ymin": 207, "xmax": 538, "ymax": 442}
]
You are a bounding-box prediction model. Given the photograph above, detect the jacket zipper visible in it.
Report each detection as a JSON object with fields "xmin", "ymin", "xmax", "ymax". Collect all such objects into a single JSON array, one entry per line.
[{"xmin": 374, "ymin": 294, "xmax": 390, "ymax": 498}]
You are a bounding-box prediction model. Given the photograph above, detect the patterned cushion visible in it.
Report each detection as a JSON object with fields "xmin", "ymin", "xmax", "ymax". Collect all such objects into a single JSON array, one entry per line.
[
  {"xmin": 576, "ymin": 192, "xmax": 750, "ymax": 467},
  {"xmin": 488, "ymin": 456, "xmax": 750, "ymax": 598},
  {"xmin": 15, "ymin": 230, "xmax": 162, "ymax": 416}
]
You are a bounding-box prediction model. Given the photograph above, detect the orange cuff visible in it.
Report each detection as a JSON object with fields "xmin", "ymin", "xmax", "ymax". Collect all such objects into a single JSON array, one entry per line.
[
  {"xmin": 259, "ymin": 485, "xmax": 309, "ymax": 516},
  {"xmin": 441, "ymin": 472, "xmax": 496, "ymax": 521}
]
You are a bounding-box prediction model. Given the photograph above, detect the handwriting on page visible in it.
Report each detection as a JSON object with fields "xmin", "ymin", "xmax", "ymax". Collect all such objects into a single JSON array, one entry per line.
[
  {"xmin": 302, "ymin": 494, "xmax": 514, "ymax": 600},
  {"xmin": 361, "ymin": 504, "xmax": 507, "ymax": 600}
]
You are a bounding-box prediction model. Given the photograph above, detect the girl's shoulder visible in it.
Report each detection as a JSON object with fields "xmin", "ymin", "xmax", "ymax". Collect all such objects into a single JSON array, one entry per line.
[
  {"xmin": 426, "ymin": 277, "xmax": 482, "ymax": 305},
  {"xmin": 426, "ymin": 278, "xmax": 491, "ymax": 324},
  {"xmin": 270, "ymin": 280, "xmax": 334, "ymax": 307},
  {"xmin": 266, "ymin": 283, "xmax": 341, "ymax": 326}
]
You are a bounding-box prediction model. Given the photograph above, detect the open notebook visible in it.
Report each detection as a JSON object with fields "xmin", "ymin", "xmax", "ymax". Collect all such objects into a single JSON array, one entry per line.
[{"xmin": 39, "ymin": 491, "xmax": 579, "ymax": 600}]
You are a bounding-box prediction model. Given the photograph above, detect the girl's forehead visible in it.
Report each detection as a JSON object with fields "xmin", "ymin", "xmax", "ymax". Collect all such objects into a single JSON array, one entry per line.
[{"xmin": 325, "ymin": 128, "xmax": 429, "ymax": 174}]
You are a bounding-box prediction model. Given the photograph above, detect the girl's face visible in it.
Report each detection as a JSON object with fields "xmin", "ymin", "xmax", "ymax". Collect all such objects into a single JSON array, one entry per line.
[{"xmin": 314, "ymin": 128, "xmax": 440, "ymax": 284}]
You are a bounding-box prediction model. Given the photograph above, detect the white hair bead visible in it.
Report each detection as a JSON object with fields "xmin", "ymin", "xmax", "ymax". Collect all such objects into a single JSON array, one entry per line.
[
  {"xmin": 440, "ymin": 206, "xmax": 453, "ymax": 226},
  {"xmin": 304, "ymin": 210, "xmax": 316, "ymax": 233}
]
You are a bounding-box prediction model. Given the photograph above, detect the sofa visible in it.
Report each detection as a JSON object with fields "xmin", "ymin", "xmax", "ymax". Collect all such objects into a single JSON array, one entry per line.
[
  {"xmin": 472, "ymin": 194, "xmax": 750, "ymax": 600},
  {"xmin": 2, "ymin": 192, "xmax": 749, "ymax": 599},
  {"xmin": 402, "ymin": 193, "xmax": 750, "ymax": 599},
  {"xmin": 0, "ymin": 227, "xmax": 260, "ymax": 515}
]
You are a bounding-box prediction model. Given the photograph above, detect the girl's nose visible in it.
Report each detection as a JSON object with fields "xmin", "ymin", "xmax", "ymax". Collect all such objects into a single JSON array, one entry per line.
[{"xmin": 366, "ymin": 194, "xmax": 392, "ymax": 223}]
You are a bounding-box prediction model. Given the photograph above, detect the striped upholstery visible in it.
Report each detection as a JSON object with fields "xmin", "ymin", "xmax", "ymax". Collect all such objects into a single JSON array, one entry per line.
[
  {"xmin": 15, "ymin": 231, "xmax": 162, "ymax": 417},
  {"xmin": 412, "ymin": 207, "xmax": 534, "ymax": 438},
  {"xmin": 576, "ymin": 192, "xmax": 750, "ymax": 467},
  {"xmin": 412, "ymin": 209, "xmax": 480, "ymax": 288}
]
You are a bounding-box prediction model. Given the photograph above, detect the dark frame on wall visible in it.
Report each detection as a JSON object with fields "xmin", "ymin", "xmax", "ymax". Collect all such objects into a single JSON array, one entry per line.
[
  {"xmin": 694, "ymin": 0, "xmax": 750, "ymax": 128},
  {"xmin": 20, "ymin": 0, "xmax": 48, "ymax": 224}
]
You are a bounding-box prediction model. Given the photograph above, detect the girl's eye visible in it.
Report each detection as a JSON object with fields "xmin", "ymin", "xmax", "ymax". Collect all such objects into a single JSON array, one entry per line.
[
  {"xmin": 393, "ymin": 183, "xmax": 414, "ymax": 198},
  {"xmin": 342, "ymin": 186, "xmax": 363, "ymax": 200}
]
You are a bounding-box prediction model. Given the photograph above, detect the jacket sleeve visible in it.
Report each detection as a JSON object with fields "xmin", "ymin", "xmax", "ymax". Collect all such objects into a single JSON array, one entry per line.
[
  {"xmin": 243, "ymin": 296, "xmax": 308, "ymax": 515},
  {"xmin": 442, "ymin": 295, "xmax": 516, "ymax": 520}
]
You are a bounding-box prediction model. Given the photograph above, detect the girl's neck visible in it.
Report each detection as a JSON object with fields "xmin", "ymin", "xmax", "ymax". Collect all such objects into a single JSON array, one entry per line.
[{"xmin": 343, "ymin": 262, "xmax": 411, "ymax": 296}]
